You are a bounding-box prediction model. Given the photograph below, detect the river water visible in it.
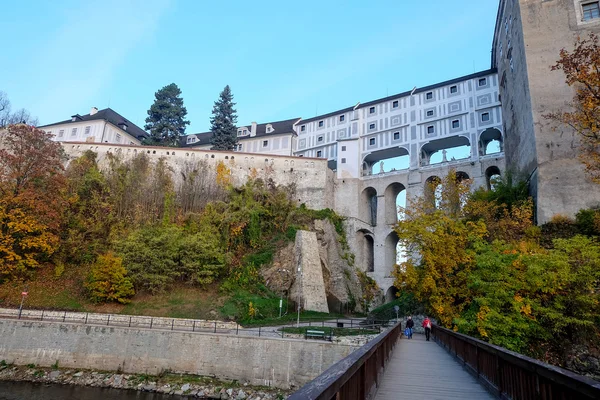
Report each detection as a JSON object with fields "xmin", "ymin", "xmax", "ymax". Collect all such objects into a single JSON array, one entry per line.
[{"xmin": 0, "ymin": 381, "xmax": 193, "ymax": 400}]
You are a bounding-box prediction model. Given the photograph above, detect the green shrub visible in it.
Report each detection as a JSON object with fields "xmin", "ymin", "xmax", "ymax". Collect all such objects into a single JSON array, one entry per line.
[{"xmin": 576, "ymin": 208, "xmax": 600, "ymax": 236}]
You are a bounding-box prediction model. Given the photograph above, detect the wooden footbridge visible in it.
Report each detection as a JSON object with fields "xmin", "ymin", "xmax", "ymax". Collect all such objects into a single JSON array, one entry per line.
[{"xmin": 288, "ymin": 323, "xmax": 600, "ymax": 400}]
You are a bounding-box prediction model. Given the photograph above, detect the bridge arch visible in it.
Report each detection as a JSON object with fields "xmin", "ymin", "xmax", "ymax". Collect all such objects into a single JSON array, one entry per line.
[
  {"xmin": 384, "ymin": 182, "xmax": 406, "ymax": 224},
  {"xmin": 385, "ymin": 231, "xmax": 400, "ymax": 271},
  {"xmin": 456, "ymin": 171, "xmax": 470, "ymax": 182},
  {"xmin": 356, "ymin": 229, "xmax": 375, "ymax": 272},
  {"xmin": 361, "ymin": 187, "xmax": 378, "ymax": 226},
  {"xmin": 479, "ymin": 127, "xmax": 503, "ymax": 155},
  {"xmin": 425, "ymin": 175, "xmax": 442, "ymax": 208},
  {"xmin": 420, "ymin": 135, "xmax": 471, "ymax": 166},
  {"xmin": 385, "ymin": 286, "xmax": 399, "ymax": 304},
  {"xmin": 362, "ymin": 146, "xmax": 410, "ymax": 176},
  {"xmin": 485, "ymin": 166, "xmax": 502, "ymax": 190}
]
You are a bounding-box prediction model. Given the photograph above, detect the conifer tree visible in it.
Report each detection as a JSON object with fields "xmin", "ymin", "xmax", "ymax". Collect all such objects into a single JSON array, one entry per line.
[
  {"xmin": 210, "ymin": 85, "xmax": 238, "ymax": 151},
  {"xmin": 144, "ymin": 83, "xmax": 190, "ymax": 147}
]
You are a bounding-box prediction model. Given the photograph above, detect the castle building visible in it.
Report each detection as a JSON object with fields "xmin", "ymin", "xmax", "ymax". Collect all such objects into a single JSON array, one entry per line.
[
  {"xmin": 183, "ymin": 118, "xmax": 300, "ymax": 157},
  {"xmin": 38, "ymin": 107, "xmax": 148, "ymax": 146},
  {"xmin": 293, "ymin": 70, "xmax": 503, "ymax": 184},
  {"xmin": 493, "ymin": 0, "xmax": 600, "ymax": 223}
]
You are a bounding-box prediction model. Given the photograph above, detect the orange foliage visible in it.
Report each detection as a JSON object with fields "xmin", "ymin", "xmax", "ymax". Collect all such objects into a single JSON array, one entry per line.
[{"xmin": 0, "ymin": 125, "xmax": 66, "ymax": 277}]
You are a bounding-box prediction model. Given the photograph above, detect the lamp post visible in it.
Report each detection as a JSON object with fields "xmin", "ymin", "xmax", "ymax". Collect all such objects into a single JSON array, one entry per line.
[
  {"xmin": 18, "ymin": 286, "xmax": 28, "ymax": 319},
  {"xmin": 296, "ymin": 267, "xmax": 302, "ymax": 328},
  {"xmin": 277, "ymin": 269, "xmax": 288, "ymax": 318}
]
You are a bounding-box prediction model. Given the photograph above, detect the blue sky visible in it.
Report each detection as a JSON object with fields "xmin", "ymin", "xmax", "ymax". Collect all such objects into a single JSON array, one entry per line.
[{"xmin": 1, "ymin": 0, "xmax": 499, "ymax": 134}]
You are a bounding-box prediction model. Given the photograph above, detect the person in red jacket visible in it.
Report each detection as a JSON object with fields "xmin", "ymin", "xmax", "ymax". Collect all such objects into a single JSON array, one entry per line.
[{"xmin": 422, "ymin": 316, "xmax": 432, "ymax": 341}]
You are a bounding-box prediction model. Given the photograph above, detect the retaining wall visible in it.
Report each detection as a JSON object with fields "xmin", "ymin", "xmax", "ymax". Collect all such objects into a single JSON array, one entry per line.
[
  {"xmin": 60, "ymin": 142, "xmax": 334, "ymax": 211},
  {"xmin": 0, "ymin": 319, "xmax": 358, "ymax": 389}
]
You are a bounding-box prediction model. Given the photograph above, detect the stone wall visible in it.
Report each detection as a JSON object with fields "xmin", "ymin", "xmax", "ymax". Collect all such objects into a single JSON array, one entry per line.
[
  {"xmin": 0, "ymin": 319, "xmax": 358, "ymax": 389},
  {"xmin": 293, "ymin": 231, "xmax": 329, "ymax": 313},
  {"xmin": 60, "ymin": 142, "xmax": 334, "ymax": 211}
]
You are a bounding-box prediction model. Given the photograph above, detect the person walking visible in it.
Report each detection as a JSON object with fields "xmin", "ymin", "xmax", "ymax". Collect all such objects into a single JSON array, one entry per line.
[
  {"xmin": 405, "ymin": 316, "xmax": 414, "ymax": 339},
  {"xmin": 423, "ymin": 316, "xmax": 432, "ymax": 341}
]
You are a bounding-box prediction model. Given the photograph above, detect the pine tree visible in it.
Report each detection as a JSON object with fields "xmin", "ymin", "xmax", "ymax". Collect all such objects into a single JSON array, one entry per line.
[
  {"xmin": 210, "ymin": 85, "xmax": 238, "ymax": 151},
  {"xmin": 144, "ymin": 83, "xmax": 190, "ymax": 147}
]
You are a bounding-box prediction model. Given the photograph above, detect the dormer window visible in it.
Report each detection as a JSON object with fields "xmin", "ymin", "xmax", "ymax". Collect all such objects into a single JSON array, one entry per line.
[{"xmin": 266, "ymin": 124, "xmax": 273, "ymax": 133}]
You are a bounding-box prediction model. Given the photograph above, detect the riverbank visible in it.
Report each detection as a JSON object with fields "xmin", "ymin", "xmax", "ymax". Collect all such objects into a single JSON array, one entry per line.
[{"xmin": 0, "ymin": 363, "xmax": 290, "ymax": 399}]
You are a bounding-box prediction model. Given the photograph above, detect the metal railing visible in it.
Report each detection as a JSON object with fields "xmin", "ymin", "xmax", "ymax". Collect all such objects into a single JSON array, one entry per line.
[
  {"xmin": 288, "ymin": 322, "xmax": 402, "ymax": 400},
  {"xmin": 0, "ymin": 308, "xmax": 386, "ymax": 342},
  {"xmin": 433, "ymin": 325, "xmax": 600, "ymax": 400}
]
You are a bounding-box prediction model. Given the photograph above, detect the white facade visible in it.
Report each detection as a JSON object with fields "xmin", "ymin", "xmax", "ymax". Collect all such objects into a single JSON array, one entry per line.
[
  {"xmin": 294, "ymin": 70, "xmax": 503, "ymax": 181},
  {"xmin": 45, "ymin": 120, "xmax": 141, "ymax": 146}
]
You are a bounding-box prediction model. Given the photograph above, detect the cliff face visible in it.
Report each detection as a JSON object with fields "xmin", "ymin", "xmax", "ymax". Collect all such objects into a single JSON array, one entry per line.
[{"xmin": 261, "ymin": 219, "xmax": 364, "ymax": 313}]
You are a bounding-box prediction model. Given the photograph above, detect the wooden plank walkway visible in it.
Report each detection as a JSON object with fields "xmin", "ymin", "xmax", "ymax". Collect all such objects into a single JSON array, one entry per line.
[{"xmin": 374, "ymin": 334, "xmax": 495, "ymax": 400}]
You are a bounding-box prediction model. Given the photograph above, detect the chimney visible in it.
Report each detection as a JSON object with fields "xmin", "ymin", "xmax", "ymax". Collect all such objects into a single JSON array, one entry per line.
[
  {"xmin": 90, "ymin": 107, "xmax": 98, "ymax": 116},
  {"xmin": 250, "ymin": 122, "xmax": 257, "ymax": 137}
]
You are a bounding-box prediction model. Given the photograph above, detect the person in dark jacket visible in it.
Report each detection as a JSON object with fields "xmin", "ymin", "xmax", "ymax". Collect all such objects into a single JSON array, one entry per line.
[{"xmin": 405, "ymin": 316, "xmax": 414, "ymax": 339}]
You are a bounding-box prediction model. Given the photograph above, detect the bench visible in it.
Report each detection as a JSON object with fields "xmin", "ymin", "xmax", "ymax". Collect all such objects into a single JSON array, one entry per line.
[{"xmin": 305, "ymin": 330, "xmax": 331, "ymax": 341}]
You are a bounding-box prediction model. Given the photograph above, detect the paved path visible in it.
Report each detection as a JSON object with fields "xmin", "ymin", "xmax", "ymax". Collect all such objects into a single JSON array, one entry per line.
[{"xmin": 374, "ymin": 334, "xmax": 494, "ymax": 400}]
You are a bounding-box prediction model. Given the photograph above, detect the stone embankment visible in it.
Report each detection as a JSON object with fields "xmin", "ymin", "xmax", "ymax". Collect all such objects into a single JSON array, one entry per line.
[{"xmin": 0, "ymin": 364, "xmax": 289, "ymax": 399}]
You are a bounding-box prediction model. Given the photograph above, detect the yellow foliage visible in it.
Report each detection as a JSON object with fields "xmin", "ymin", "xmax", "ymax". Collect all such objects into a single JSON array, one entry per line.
[{"xmin": 216, "ymin": 161, "xmax": 232, "ymax": 187}]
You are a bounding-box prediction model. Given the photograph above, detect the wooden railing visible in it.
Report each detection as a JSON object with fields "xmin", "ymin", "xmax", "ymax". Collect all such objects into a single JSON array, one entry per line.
[
  {"xmin": 288, "ymin": 322, "xmax": 402, "ymax": 400},
  {"xmin": 433, "ymin": 325, "xmax": 600, "ymax": 400}
]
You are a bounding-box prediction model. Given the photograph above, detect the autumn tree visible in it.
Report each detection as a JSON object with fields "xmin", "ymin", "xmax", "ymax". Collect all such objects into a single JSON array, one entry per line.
[
  {"xmin": 210, "ymin": 85, "xmax": 238, "ymax": 151},
  {"xmin": 0, "ymin": 91, "xmax": 39, "ymax": 127},
  {"xmin": 85, "ymin": 252, "xmax": 135, "ymax": 303},
  {"xmin": 546, "ymin": 33, "xmax": 600, "ymax": 183},
  {"xmin": 144, "ymin": 83, "xmax": 190, "ymax": 147},
  {"xmin": 393, "ymin": 171, "xmax": 487, "ymax": 326},
  {"xmin": 0, "ymin": 125, "xmax": 66, "ymax": 278}
]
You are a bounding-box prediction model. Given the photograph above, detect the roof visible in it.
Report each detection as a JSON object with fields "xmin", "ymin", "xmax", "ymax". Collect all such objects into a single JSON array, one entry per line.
[
  {"xmin": 38, "ymin": 108, "xmax": 148, "ymax": 139},
  {"xmin": 296, "ymin": 106, "xmax": 356, "ymax": 125},
  {"xmin": 183, "ymin": 117, "xmax": 300, "ymax": 147},
  {"xmin": 297, "ymin": 69, "xmax": 498, "ymax": 125},
  {"xmin": 358, "ymin": 69, "xmax": 497, "ymax": 109}
]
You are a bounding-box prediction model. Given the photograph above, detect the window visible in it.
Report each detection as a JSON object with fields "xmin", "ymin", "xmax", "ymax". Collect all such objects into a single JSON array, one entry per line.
[
  {"xmin": 583, "ymin": 2, "xmax": 600, "ymax": 21},
  {"xmin": 392, "ymin": 100, "xmax": 399, "ymax": 108},
  {"xmin": 84, "ymin": 126, "xmax": 91, "ymax": 135},
  {"xmin": 426, "ymin": 110, "xmax": 434, "ymax": 117},
  {"xmin": 316, "ymin": 150, "xmax": 322, "ymax": 157},
  {"xmin": 238, "ymin": 144, "xmax": 243, "ymax": 151},
  {"xmin": 318, "ymin": 136, "xmax": 323, "ymax": 142},
  {"xmin": 426, "ymin": 92, "xmax": 433, "ymax": 100},
  {"xmin": 318, "ymin": 121, "xmax": 324, "ymax": 128},
  {"xmin": 58, "ymin": 129, "xmax": 65, "ymax": 138},
  {"xmin": 266, "ymin": 126, "xmax": 272, "ymax": 133},
  {"xmin": 482, "ymin": 112, "xmax": 490, "ymax": 122},
  {"xmin": 341, "ymin": 146, "xmax": 347, "ymax": 151},
  {"xmin": 339, "ymin": 115, "xmax": 345, "ymax": 122},
  {"xmin": 71, "ymin": 128, "xmax": 77, "ymax": 136},
  {"xmin": 368, "ymin": 106, "xmax": 375, "ymax": 114},
  {"xmin": 369, "ymin": 138, "xmax": 376, "ymax": 146},
  {"xmin": 478, "ymin": 78, "xmax": 487, "ymax": 86},
  {"xmin": 452, "ymin": 120, "xmax": 460, "ymax": 129},
  {"xmin": 263, "ymin": 140, "xmax": 268, "ymax": 147},
  {"xmin": 301, "ymin": 125, "xmax": 306, "ymax": 132},
  {"xmin": 427, "ymin": 126, "xmax": 434, "ymax": 134},
  {"xmin": 450, "ymin": 85, "xmax": 458, "ymax": 94},
  {"xmin": 393, "ymin": 132, "xmax": 400, "ymax": 140},
  {"xmin": 341, "ymin": 158, "xmax": 347, "ymax": 164},
  {"xmin": 369, "ymin": 123, "xmax": 375, "ymax": 130},
  {"xmin": 115, "ymin": 133, "xmax": 121, "ymax": 142}
]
